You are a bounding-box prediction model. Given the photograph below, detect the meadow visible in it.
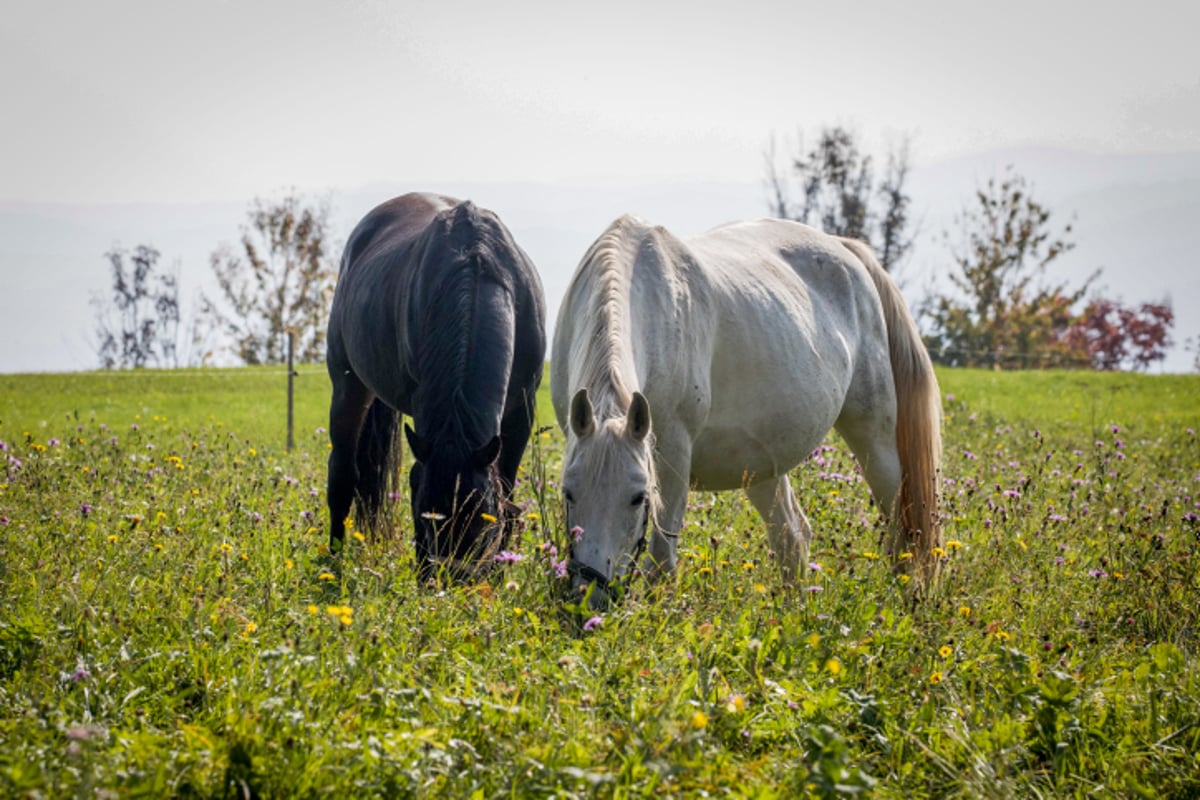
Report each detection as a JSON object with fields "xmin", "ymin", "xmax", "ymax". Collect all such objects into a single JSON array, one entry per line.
[{"xmin": 1, "ymin": 366, "xmax": 1197, "ymax": 797}]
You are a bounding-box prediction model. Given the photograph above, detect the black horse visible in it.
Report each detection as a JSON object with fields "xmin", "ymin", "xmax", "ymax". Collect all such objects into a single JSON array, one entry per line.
[{"xmin": 325, "ymin": 193, "xmax": 546, "ymax": 580}]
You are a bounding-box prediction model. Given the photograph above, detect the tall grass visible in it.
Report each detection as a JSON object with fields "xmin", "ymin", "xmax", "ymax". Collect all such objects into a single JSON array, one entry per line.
[{"xmin": 1, "ymin": 367, "xmax": 1197, "ymax": 797}]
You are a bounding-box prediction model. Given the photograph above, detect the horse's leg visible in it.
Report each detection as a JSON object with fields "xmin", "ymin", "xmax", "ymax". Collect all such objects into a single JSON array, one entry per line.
[
  {"xmin": 497, "ymin": 389, "xmax": 537, "ymax": 496},
  {"xmin": 327, "ymin": 372, "xmax": 374, "ymax": 550},
  {"xmin": 745, "ymin": 476, "xmax": 812, "ymax": 585},
  {"xmin": 644, "ymin": 432, "xmax": 691, "ymax": 580},
  {"xmin": 835, "ymin": 414, "xmax": 903, "ymax": 548}
]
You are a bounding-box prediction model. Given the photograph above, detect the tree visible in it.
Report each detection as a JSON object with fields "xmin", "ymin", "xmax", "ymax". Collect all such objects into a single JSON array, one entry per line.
[
  {"xmin": 91, "ymin": 244, "xmax": 181, "ymax": 369},
  {"xmin": 765, "ymin": 126, "xmax": 914, "ymax": 274},
  {"xmin": 1062, "ymin": 299, "xmax": 1174, "ymax": 371},
  {"xmin": 201, "ymin": 192, "xmax": 337, "ymax": 365},
  {"xmin": 922, "ymin": 168, "xmax": 1098, "ymax": 369}
]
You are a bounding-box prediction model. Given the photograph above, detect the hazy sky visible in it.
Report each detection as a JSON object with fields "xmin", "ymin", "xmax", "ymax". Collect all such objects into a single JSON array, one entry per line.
[
  {"xmin": 4, "ymin": 0, "xmax": 1198, "ymax": 205},
  {"xmin": 1, "ymin": 0, "xmax": 1198, "ymax": 374}
]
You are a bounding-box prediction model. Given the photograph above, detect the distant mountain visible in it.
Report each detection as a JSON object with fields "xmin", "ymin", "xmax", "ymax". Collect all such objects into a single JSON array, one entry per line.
[{"xmin": 1, "ymin": 147, "xmax": 1196, "ymax": 374}]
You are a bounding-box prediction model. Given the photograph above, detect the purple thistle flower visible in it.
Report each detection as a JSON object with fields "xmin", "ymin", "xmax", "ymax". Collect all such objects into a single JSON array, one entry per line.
[
  {"xmin": 583, "ymin": 615, "xmax": 603, "ymax": 632},
  {"xmin": 1088, "ymin": 568, "xmax": 1108, "ymax": 579},
  {"xmin": 48, "ymin": 437, "xmax": 61, "ymax": 447},
  {"xmin": 68, "ymin": 666, "xmax": 91, "ymax": 683},
  {"xmin": 571, "ymin": 525, "xmax": 584, "ymax": 542},
  {"xmin": 803, "ymin": 585, "xmax": 824, "ymax": 593},
  {"xmin": 493, "ymin": 550, "xmax": 524, "ymax": 564},
  {"xmin": 79, "ymin": 503, "xmax": 93, "ymax": 517},
  {"xmin": 552, "ymin": 558, "xmax": 568, "ymax": 579}
]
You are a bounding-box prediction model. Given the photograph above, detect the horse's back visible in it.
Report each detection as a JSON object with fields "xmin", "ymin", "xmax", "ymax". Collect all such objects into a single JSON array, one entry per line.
[{"xmin": 673, "ymin": 219, "xmax": 893, "ymax": 487}]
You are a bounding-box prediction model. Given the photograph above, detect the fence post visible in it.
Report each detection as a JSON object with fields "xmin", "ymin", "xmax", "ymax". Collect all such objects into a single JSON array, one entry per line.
[{"xmin": 286, "ymin": 331, "xmax": 296, "ymax": 452}]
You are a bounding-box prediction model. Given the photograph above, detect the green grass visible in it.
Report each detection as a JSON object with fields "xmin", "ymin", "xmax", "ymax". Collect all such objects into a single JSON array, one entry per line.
[{"xmin": 1, "ymin": 366, "xmax": 1198, "ymax": 797}]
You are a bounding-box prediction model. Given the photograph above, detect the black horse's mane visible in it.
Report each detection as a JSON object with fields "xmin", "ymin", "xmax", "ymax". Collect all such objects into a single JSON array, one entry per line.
[{"xmin": 413, "ymin": 202, "xmax": 517, "ymax": 458}]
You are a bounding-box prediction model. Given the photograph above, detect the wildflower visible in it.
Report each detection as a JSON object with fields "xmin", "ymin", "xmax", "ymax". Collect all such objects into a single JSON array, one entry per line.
[
  {"xmin": 742, "ymin": 561, "xmax": 756, "ymax": 571},
  {"xmin": 494, "ymin": 550, "xmax": 524, "ymax": 564},
  {"xmin": 79, "ymin": 503, "xmax": 92, "ymax": 516},
  {"xmin": 994, "ymin": 630, "xmax": 1010, "ymax": 641},
  {"xmin": 317, "ymin": 572, "xmax": 335, "ymax": 581},
  {"xmin": 690, "ymin": 710, "xmax": 708, "ymax": 729},
  {"xmin": 1088, "ymin": 568, "xmax": 1108, "ymax": 579},
  {"xmin": 570, "ymin": 525, "xmax": 584, "ymax": 542},
  {"xmin": 219, "ymin": 543, "xmax": 233, "ymax": 553},
  {"xmin": 945, "ymin": 540, "xmax": 962, "ymax": 551},
  {"xmin": 243, "ymin": 621, "xmax": 258, "ymax": 636},
  {"xmin": 552, "ymin": 558, "xmax": 568, "ymax": 579},
  {"xmin": 583, "ymin": 615, "xmax": 604, "ymax": 632},
  {"xmin": 939, "ymin": 645, "xmax": 953, "ymax": 659},
  {"xmin": 352, "ymin": 531, "xmax": 365, "ymax": 542},
  {"xmin": 726, "ymin": 694, "xmax": 747, "ymax": 713},
  {"xmin": 932, "ymin": 547, "xmax": 947, "ymax": 558},
  {"xmin": 480, "ymin": 512, "xmax": 498, "ymax": 524},
  {"xmin": 930, "ymin": 671, "xmax": 943, "ymax": 685},
  {"xmin": 526, "ymin": 512, "xmax": 540, "ymax": 521},
  {"xmin": 825, "ymin": 658, "xmax": 843, "ymax": 676},
  {"xmin": 899, "ymin": 552, "xmax": 914, "ymax": 561},
  {"xmin": 106, "ymin": 535, "xmax": 119, "ymax": 543},
  {"xmin": 803, "ymin": 585, "xmax": 824, "ymax": 593},
  {"xmin": 808, "ymin": 561, "xmax": 822, "ymax": 572},
  {"xmin": 306, "ymin": 604, "xmax": 319, "ymax": 614}
]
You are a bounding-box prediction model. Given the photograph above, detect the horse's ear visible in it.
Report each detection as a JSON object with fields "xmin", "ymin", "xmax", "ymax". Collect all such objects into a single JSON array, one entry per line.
[
  {"xmin": 405, "ymin": 424, "xmax": 431, "ymax": 463},
  {"xmin": 627, "ymin": 391, "xmax": 651, "ymax": 442},
  {"xmin": 570, "ymin": 389, "xmax": 595, "ymax": 438},
  {"xmin": 473, "ymin": 435, "xmax": 501, "ymax": 469}
]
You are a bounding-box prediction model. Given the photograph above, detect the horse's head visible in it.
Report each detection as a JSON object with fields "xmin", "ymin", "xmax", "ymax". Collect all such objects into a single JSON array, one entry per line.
[
  {"xmin": 560, "ymin": 388, "xmax": 658, "ymax": 611},
  {"xmin": 405, "ymin": 425, "xmax": 507, "ymax": 582}
]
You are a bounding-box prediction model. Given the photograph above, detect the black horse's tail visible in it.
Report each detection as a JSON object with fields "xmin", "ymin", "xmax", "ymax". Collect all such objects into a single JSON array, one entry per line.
[{"xmin": 354, "ymin": 399, "xmax": 400, "ymax": 536}]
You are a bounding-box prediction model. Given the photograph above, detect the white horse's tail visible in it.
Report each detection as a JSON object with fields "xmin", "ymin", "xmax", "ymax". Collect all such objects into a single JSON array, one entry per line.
[{"xmin": 841, "ymin": 238, "xmax": 943, "ymax": 586}]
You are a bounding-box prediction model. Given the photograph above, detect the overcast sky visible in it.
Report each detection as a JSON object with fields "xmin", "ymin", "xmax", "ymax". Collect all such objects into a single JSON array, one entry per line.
[
  {"xmin": 1, "ymin": 0, "xmax": 1198, "ymax": 373},
  {"xmin": 4, "ymin": 0, "xmax": 1198, "ymax": 205}
]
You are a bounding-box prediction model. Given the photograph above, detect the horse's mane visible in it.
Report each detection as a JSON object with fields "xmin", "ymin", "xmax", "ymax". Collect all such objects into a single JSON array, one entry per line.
[
  {"xmin": 563, "ymin": 216, "xmax": 664, "ymax": 527},
  {"xmin": 568, "ymin": 216, "xmax": 642, "ymax": 422},
  {"xmin": 414, "ymin": 202, "xmax": 517, "ymax": 456}
]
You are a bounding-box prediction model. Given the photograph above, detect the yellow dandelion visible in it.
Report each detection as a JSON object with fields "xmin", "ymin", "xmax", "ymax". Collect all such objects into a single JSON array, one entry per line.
[
  {"xmin": 306, "ymin": 604, "xmax": 319, "ymax": 614},
  {"xmin": 352, "ymin": 531, "xmax": 365, "ymax": 542},
  {"xmin": 244, "ymin": 621, "xmax": 258, "ymax": 635},
  {"xmin": 526, "ymin": 512, "xmax": 540, "ymax": 521},
  {"xmin": 742, "ymin": 561, "xmax": 756, "ymax": 571},
  {"xmin": 239, "ymin": 553, "xmax": 249, "ymax": 561},
  {"xmin": 690, "ymin": 710, "xmax": 708, "ymax": 729},
  {"xmin": 861, "ymin": 550, "xmax": 880, "ymax": 560},
  {"xmin": 248, "ymin": 448, "xmax": 257, "ymax": 456},
  {"xmin": 806, "ymin": 632, "xmax": 820, "ymax": 648},
  {"xmin": 284, "ymin": 558, "xmax": 294, "ymax": 570},
  {"xmin": 753, "ymin": 583, "xmax": 767, "ymax": 594},
  {"xmin": 698, "ymin": 566, "xmax": 713, "ymax": 576},
  {"xmin": 945, "ymin": 540, "xmax": 963, "ymax": 551},
  {"xmin": 899, "ymin": 574, "xmax": 911, "ymax": 584},
  {"xmin": 154, "ymin": 543, "xmax": 164, "ymax": 552},
  {"xmin": 317, "ymin": 571, "xmax": 335, "ymax": 581},
  {"xmin": 938, "ymin": 645, "xmax": 953, "ymax": 659},
  {"xmin": 726, "ymin": 694, "xmax": 746, "ymax": 713},
  {"xmin": 931, "ymin": 547, "xmax": 947, "ymax": 558},
  {"xmin": 825, "ymin": 658, "xmax": 843, "ymax": 676},
  {"xmin": 930, "ymin": 671, "xmax": 943, "ymax": 685},
  {"xmin": 994, "ymin": 630, "xmax": 1010, "ymax": 641},
  {"xmin": 958, "ymin": 606, "xmax": 972, "ymax": 618},
  {"xmin": 480, "ymin": 512, "xmax": 498, "ymax": 523},
  {"xmin": 899, "ymin": 551, "xmax": 914, "ymax": 560},
  {"xmin": 339, "ymin": 614, "xmax": 353, "ymax": 626},
  {"xmin": 106, "ymin": 534, "xmax": 119, "ymax": 543},
  {"xmin": 219, "ymin": 543, "xmax": 233, "ymax": 553}
]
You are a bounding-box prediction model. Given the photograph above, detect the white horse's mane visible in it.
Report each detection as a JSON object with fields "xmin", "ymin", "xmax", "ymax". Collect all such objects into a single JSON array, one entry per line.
[{"xmin": 568, "ymin": 217, "xmax": 639, "ymax": 421}]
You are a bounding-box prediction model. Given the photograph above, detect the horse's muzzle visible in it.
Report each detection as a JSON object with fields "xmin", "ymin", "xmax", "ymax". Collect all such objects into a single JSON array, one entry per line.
[{"xmin": 567, "ymin": 558, "xmax": 615, "ymax": 611}]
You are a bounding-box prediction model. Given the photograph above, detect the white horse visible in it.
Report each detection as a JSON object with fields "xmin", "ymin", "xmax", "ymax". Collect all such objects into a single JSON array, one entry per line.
[{"xmin": 551, "ymin": 214, "xmax": 942, "ymax": 610}]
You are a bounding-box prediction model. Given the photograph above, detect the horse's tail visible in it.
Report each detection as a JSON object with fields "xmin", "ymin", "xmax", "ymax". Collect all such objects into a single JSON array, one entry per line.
[
  {"xmin": 354, "ymin": 398, "xmax": 400, "ymax": 537},
  {"xmin": 841, "ymin": 238, "xmax": 943, "ymax": 586}
]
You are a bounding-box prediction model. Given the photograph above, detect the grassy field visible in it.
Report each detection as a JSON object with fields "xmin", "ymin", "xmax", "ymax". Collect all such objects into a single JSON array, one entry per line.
[{"xmin": 1, "ymin": 366, "xmax": 1198, "ymax": 797}]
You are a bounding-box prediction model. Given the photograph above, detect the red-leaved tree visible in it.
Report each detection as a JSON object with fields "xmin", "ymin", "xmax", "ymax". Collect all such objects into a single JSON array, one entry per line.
[{"xmin": 1062, "ymin": 299, "xmax": 1174, "ymax": 371}]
